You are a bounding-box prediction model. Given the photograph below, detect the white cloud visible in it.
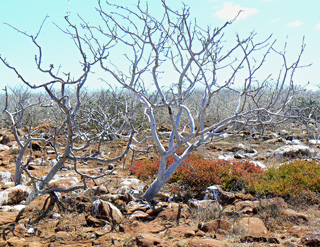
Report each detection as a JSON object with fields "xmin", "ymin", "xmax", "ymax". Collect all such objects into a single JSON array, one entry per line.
[
  {"xmin": 215, "ymin": 2, "xmax": 259, "ymax": 20},
  {"xmin": 316, "ymin": 23, "xmax": 320, "ymax": 30},
  {"xmin": 287, "ymin": 20, "xmax": 303, "ymax": 27}
]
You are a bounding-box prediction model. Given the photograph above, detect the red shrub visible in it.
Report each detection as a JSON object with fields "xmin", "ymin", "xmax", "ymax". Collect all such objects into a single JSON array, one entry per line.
[
  {"xmin": 131, "ymin": 153, "xmax": 264, "ymax": 192},
  {"xmin": 130, "ymin": 158, "xmax": 159, "ymax": 180}
]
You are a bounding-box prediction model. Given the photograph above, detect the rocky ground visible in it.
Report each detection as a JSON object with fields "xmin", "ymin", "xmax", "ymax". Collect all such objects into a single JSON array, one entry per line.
[{"xmin": 0, "ymin": 123, "xmax": 319, "ymax": 246}]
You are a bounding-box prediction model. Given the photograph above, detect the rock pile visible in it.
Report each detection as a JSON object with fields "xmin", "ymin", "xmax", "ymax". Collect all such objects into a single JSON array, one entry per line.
[{"xmin": 0, "ymin": 181, "xmax": 315, "ymax": 246}]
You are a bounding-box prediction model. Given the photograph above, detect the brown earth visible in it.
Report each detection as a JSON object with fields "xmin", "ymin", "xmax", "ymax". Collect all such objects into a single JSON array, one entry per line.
[{"xmin": 0, "ymin": 124, "xmax": 319, "ymax": 246}]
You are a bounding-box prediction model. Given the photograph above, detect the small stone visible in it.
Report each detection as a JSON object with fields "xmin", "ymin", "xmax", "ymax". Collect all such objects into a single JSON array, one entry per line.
[
  {"xmin": 129, "ymin": 210, "xmax": 153, "ymax": 221},
  {"xmin": 120, "ymin": 178, "xmax": 145, "ymax": 191},
  {"xmin": 282, "ymin": 209, "xmax": 309, "ymax": 223},
  {"xmin": 126, "ymin": 201, "xmax": 150, "ymax": 214},
  {"xmin": 240, "ymin": 236, "xmax": 280, "ymax": 244},
  {"xmin": 136, "ymin": 234, "xmax": 168, "ymax": 247},
  {"xmin": 6, "ymin": 237, "xmax": 27, "ymax": 247},
  {"xmin": 235, "ymin": 217, "xmax": 267, "ymax": 236},
  {"xmin": 309, "ymin": 139, "xmax": 320, "ymax": 145},
  {"xmin": 195, "ymin": 230, "xmax": 205, "ymax": 236},
  {"xmin": 119, "ymin": 221, "xmax": 166, "ymax": 234},
  {"xmin": 288, "ymin": 225, "xmax": 309, "ymax": 237},
  {"xmin": 282, "ymin": 240, "xmax": 297, "ymax": 247},
  {"xmin": 273, "ymin": 145, "xmax": 311, "ymax": 158},
  {"xmin": 0, "ymin": 144, "xmax": 9, "ymax": 151},
  {"xmin": 301, "ymin": 234, "xmax": 320, "ymax": 246},
  {"xmin": 165, "ymin": 224, "xmax": 198, "ymax": 238},
  {"xmin": 95, "ymin": 224, "xmax": 112, "ymax": 236},
  {"xmin": 129, "ymin": 189, "xmax": 141, "ymax": 199},
  {"xmin": 189, "ymin": 199, "xmax": 221, "ymax": 210},
  {"xmin": 117, "ymin": 185, "xmax": 131, "ymax": 195},
  {"xmin": 91, "ymin": 199, "xmax": 123, "ymax": 224},
  {"xmin": 184, "ymin": 230, "xmax": 196, "ymax": 237},
  {"xmin": 216, "ymin": 229, "xmax": 228, "ymax": 236},
  {"xmin": 198, "ymin": 219, "xmax": 231, "ymax": 233},
  {"xmin": 14, "ymin": 223, "xmax": 27, "ymax": 236},
  {"xmin": 0, "ymin": 185, "xmax": 30, "ymax": 206},
  {"xmin": 146, "ymin": 205, "xmax": 163, "ymax": 216},
  {"xmin": 52, "ymin": 213, "xmax": 62, "ymax": 219},
  {"xmin": 188, "ymin": 239, "xmax": 228, "ymax": 247},
  {"xmin": 0, "ymin": 211, "xmax": 19, "ymax": 225},
  {"xmin": 157, "ymin": 205, "xmax": 190, "ymax": 221},
  {"xmin": 235, "ymin": 200, "xmax": 255, "ymax": 214},
  {"xmin": 86, "ymin": 215, "xmax": 106, "ymax": 227},
  {"xmin": 27, "ymin": 227, "xmax": 37, "ymax": 234}
]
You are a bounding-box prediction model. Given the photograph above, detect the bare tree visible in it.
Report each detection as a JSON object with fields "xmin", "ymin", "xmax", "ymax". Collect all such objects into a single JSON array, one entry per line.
[
  {"xmin": 88, "ymin": 1, "xmax": 308, "ymax": 201},
  {"xmin": 0, "ymin": 16, "xmax": 134, "ymax": 203},
  {"xmin": 3, "ymin": 87, "xmax": 44, "ymax": 185}
]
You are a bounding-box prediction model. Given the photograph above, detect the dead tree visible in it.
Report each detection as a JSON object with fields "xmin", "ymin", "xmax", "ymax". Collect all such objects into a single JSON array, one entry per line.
[
  {"xmin": 89, "ymin": 0, "xmax": 308, "ymax": 201},
  {"xmin": 0, "ymin": 16, "xmax": 134, "ymax": 203},
  {"xmin": 3, "ymin": 87, "xmax": 46, "ymax": 185}
]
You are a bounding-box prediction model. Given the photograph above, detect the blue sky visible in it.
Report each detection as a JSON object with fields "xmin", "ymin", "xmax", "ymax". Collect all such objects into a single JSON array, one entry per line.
[{"xmin": 0, "ymin": 0, "xmax": 319, "ymax": 91}]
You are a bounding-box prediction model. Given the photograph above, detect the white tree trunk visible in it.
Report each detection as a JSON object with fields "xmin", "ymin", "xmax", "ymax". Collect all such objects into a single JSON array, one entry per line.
[{"xmin": 143, "ymin": 177, "xmax": 166, "ymax": 201}]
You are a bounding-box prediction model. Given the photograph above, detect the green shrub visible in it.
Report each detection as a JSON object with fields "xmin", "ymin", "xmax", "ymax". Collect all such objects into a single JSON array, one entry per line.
[
  {"xmin": 9, "ymin": 149, "xmax": 20, "ymax": 155},
  {"xmin": 253, "ymin": 160, "xmax": 320, "ymax": 199}
]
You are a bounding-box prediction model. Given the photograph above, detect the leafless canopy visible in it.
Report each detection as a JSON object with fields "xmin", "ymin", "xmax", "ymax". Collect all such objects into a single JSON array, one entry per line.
[
  {"xmin": 84, "ymin": 1, "xmax": 307, "ymax": 200},
  {"xmin": 0, "ymin": 12, "xmax": 134, "ymax": 203}
]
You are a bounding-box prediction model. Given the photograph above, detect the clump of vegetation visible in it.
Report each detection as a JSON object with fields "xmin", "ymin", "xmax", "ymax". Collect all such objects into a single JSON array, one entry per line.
[
  {"xmin": 131, "ymin": 153, "xmax": 264, "ymax": 192},
  {"xmin": 130, "ymin": 158, "xmax": 160, "ymax": 181},
  {"xmin": 254, "ymin": 160, "xmax": 320, "ymax": 200},
  {"xmin": 131, "ymin": 155, "xmax": 320, "ymax": 202},
  {"xmin": 9, "ymin": 149, "xmax": 20, "ymax": 155}
]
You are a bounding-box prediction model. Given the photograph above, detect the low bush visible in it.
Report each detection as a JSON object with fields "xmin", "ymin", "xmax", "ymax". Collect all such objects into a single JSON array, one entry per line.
[
  {"xmin": 131, "ymin": 153, "xmax": 264, "ymax": 192},
  {"xmin": 131, "ymin": 154, "xmax": 320, "ymax": 203},
  {"xmin": 253, "ymin": 160, "xmax": 320, "ymax": 200},
  {"xmin": 130, "ymin": 158, "xmax": 160, "ymax": 181}
]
